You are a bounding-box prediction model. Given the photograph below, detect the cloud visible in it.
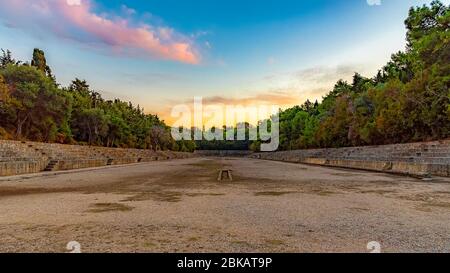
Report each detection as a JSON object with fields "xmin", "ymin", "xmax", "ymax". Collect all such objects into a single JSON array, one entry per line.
[
  {"xmin": 157, "ymin": 90, "xmax": 302, "ymax": 126},
  {"xmin": 154, "ymin": 64, "xmax": 366, "ymax": 125},
  {"xmin": 1, "ymin": 0, "xmax": 200, "ymax": 64},
  {"xmin": 295, "ymin": 65, "xmax": 359, "ymax": 84},
  {"xmin": 67, "ymin": 0, "xmax": 81, "ymax": 5},
  {"xmin": 267, "ymin": 57, "xmax": 276, "ymax": 65},
  {"xmin": 120, "ymin": 5, "xmax": 136, "ymax": 16},
  {"xmin": 261, "ymin": 64, "xmax": 362, "ymax": 102},
  {"xmin": 199, "ymin": 91, "xmax": 300, "ymax": 106},
  {"xmin": 157, "ymin": 64, "xmax": 371, "ymax": 125},
  {"xmin": 367, "ymin": 0, "xmax": 381, "ymax": 6}
]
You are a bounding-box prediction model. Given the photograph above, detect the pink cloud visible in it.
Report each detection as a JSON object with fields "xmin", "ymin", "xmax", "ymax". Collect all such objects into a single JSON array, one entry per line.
[{"xmin": 1, "ymin": 0, "xmax": 200, "ymax": 64}]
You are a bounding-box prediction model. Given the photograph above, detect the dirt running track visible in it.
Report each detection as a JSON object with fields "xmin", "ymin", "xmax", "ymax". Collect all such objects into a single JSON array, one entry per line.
[{"xmin": 0, "ymin": 157, "xmax": 449, "ymax": 253}]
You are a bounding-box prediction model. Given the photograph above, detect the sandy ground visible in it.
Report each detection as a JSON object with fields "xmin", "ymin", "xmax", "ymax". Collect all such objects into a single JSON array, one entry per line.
[{"xmin": 0, "ymin": 157, "xmax": 449, "ymax": 253}]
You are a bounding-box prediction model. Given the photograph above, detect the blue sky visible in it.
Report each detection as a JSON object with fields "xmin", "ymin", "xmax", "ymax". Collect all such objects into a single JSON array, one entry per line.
[{"xmin": 0, "ymin": 0, "xmax": 446, "ymax": 124}]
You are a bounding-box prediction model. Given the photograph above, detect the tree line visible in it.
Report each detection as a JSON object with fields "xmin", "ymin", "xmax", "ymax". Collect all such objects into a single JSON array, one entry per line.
[
  {"xmin": 257, "ymin": 1, "xmax": 449, "ymax": 151},
  {"xmin": 0, "ymin": 49, "xmax": 196, "ymax": 152}
]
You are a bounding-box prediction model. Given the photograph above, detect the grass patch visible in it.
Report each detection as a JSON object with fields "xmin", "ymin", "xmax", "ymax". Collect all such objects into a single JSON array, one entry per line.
[
  {"xmin": 187, "ymin": 160, "xmax": 224, "ymax": 170},
  {"xmin": 434, "ymin": 191, "xmax": 450, "ymax": 195},
  {"xmin": 186, "ymin": 193, "xmax": 225, "ymax": 197},
  {"xmin": 231, "ymin": 240, "xmax": 252, "ymax": 247},
  {"xmin": 87, "ymin": 203, "xmax": 134, "ymax": 213},
  {"xmin": 424, "ymin": 202, "xmax": 450, "ymax": 209},
  {"xmin": 359, "ymin": 189, "xmax": 396, "ymax": 195},
  {"xmin": 306, "ymin": 188, "xmax": 337, "ymax": 196},
  {"xmin": 331, "ymin": 173, "xmax": 360, "ymax": 177},
  {"xmin": 265, "ymin": 239, "xmax": 285, "ymax": 246},
  {"xmin": 254, "ymin": 191, "xmax": 296, "ymax": 196},
  {"xmin": 143, "ymin": 241, "xmax": 157, "ymax": 248},
  {"xmin": 123, "ymin": 191, "xmax": 183, "ymax": 202},
  {"xmin": 348, "ymin": 207, "xmax": 370, "ymax": 212},
  {"xmin": 152, "ymin": 192, "xmax": 183, "ymax": 202}
]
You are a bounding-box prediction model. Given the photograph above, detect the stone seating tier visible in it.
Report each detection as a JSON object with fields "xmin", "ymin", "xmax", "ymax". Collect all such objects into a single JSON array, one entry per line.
[
  {"xmin": 0, "ymin": 140, "xmax": 194, "ymax": 176},
  {"xmin": 251, "ymin": 140, "xmax": 450, "ymax": 177}
]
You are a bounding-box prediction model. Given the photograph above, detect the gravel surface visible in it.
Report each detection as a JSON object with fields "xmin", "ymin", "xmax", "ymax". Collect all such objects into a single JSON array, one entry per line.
[{"xmin": 0, "ymin": 157, "xmax": 449, "ymax": 253}]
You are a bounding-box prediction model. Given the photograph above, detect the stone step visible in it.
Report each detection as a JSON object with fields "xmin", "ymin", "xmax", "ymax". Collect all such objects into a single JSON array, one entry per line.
[{"xmin": 44, "ymin": 160, "xmax": 59, "ymax": 172}]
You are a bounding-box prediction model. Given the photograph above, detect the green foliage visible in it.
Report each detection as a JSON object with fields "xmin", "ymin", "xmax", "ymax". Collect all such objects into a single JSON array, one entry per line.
[
  {"xmin": 1, "ymin": 49, "xmax": 21, "ymax": 68},
  {"xmin": 0, "ymin": 64, "xmax": 69, "ymax": 141},
  {"xmin": 0, "ymin": 49, "xmax": 194, "ymax": 151},
  {"xmin": 31, "ymin": 48, "xmax": 54, "ymax": 81},
  {"xmin": 271, "ymin": 1, "xmax": 449, "ymax": 151},
  {"xmin": 195, "ymin": 124, "xmax": 254, "ymax": 151}
]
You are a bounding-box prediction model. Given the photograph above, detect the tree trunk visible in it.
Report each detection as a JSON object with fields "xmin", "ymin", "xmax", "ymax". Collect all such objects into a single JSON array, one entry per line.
[
  {"xmin": 87, "ymin": 124, "xmax": 92, "ymax": 146},
  {"xmin": 15, "ymin": 114, "xmax": 28, "ymax": 139}
]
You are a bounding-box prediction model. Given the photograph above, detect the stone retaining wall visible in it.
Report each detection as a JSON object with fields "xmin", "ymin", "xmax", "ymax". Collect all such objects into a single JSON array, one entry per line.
[
  {"xmin": 250, "ymin": 140, "xmax": 450, "ymax": 177},
  {"xmin": 3, "ymin": 139, "xmax": 449, "ymax": 177},
  {"xmin": 0, "ymin": 140, "xmax": 195, "ymax": 176},
  {"xmin": 0, "ymin": 160, "xmax": 46, "ymax": 177}
]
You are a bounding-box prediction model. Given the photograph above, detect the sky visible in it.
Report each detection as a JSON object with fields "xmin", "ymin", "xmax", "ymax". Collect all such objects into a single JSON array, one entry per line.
[{"xmin": 0, "ymin": 0, "xmax": 447, "ymax": 125}]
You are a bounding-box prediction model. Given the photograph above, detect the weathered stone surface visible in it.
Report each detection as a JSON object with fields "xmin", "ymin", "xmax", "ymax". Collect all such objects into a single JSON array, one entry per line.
[
  {"xmin": 194, "ymin": 150, "xmax": 254, "ymax": 157},
  {"xmin": 251, "ymin": 140, "xmax": 450, "ymax": 177},
  {"xmin": 0, "ymin": 140, "xmax": 194, "ymax": 176}
]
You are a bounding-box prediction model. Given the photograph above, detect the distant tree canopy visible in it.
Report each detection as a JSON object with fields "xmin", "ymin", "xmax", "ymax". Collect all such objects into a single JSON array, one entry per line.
[{"xmin": 194, "ymin": 123, "xmax": 255, "ymax": 151}]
